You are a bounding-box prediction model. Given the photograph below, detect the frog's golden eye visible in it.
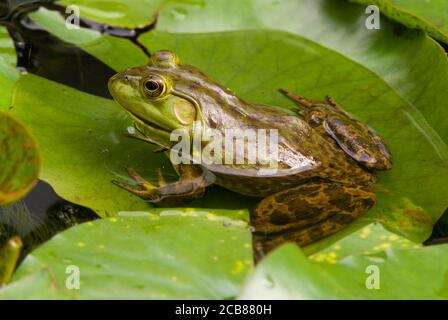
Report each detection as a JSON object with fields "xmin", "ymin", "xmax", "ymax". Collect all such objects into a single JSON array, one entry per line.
[{"xmin": 143, "ymin": 75, "xmax": 165, "ymax": 98}]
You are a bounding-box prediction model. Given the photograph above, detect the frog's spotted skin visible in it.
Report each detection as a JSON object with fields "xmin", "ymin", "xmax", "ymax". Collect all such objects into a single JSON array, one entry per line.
[
  {"xmin": 281, "ymin": 90, "xmax": 393, "ymax": 170},
  {"xmin": 108, "ymin": 51, "xmax": 393, "ymax": 259},
  {"xmin": 251, "ymin": 181, "xmax": 375, "ymax": 259}
]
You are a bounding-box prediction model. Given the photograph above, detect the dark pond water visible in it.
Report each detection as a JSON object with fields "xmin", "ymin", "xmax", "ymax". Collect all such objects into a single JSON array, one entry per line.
[{"xmin": 0, "ymin": 0, "xmax": 447, "ymax": 258}]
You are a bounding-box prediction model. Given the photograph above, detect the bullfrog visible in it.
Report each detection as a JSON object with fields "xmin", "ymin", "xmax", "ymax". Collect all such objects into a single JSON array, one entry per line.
[{"xmin": 108, "ymin": 50, "xmax": 392, "ymax": 257}]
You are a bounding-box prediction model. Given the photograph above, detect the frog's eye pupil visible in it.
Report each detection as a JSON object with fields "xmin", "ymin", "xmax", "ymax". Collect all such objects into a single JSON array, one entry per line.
[
  {"xmin": 145, "ymin": 80, "xmax": 159, "ymax": 91},
  {"xmin": 143, "ymin": 76, "xmax": 165, "ymax": 97}
]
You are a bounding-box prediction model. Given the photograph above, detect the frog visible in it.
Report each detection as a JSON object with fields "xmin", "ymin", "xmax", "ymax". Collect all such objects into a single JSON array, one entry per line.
[{"xmin": 108, "ymin": 50, "xmax": 392, "ymax": 258}]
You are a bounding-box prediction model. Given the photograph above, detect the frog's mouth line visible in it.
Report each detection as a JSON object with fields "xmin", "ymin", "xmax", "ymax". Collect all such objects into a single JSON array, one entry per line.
[{"xmin": 128, "ymin": 110, "xmax": 169, "ymax": 133}]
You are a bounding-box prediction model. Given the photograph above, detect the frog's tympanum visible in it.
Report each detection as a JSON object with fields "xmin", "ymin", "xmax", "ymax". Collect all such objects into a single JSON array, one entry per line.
[{"xmin": 108, "ymin": 51, "xmax": 392, "ymax": 258}]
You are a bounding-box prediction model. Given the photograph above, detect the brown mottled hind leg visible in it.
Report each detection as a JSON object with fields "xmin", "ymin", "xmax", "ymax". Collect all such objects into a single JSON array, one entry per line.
[
  {"xmin": 279, "ymin": 89, "xmax": 393, "ymax": 170},
  {"xmin": 250, "ymin": 181, "xmax": 375, "ymax": 261},
  {"xmin": 112, "ymin": 164, "xmax": 208, "ymax": 207}
]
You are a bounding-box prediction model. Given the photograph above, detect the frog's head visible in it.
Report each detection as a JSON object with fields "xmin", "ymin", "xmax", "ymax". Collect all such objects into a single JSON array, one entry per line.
[
  {"xmin": 108, "ymin": 51, "xmax": 205, "ymax": 148},
  {"xmin": 109, "ymin": 50, "xmax": 248, "ymax": 148}
]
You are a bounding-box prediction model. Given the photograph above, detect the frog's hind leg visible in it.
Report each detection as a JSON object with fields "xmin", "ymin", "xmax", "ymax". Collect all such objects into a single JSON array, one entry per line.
[
  {"xmin": 251, "ymin": 181, "xmax": 375, "ymax": 260},
  {"xmin": 278, "ymin": 88, "xmax": 317, "ymax": 116},
  {"xmin": 279, "ymin": 89, "xmax": 392, "ymax": 171}
]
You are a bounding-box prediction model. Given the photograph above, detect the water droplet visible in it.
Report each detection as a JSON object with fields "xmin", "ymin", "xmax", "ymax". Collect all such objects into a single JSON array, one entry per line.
[{"xmin": 127, "ymin": 126, "xmax": 136, "ymax": 134}]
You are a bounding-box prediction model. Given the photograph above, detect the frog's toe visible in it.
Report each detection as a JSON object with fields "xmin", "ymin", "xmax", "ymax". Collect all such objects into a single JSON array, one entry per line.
[
  {"xmin": 278, "ymin": 88, "xmax": 316, "ymax": 109},
  {"xmin": 155, "ymin": 168, "xmax": 167, "ymax": 186},
  {"xmin": 111, "ymin": 179, "xmax": 160, "ymax": 201},
  {"xmin": 125, "ymin": 166, "xmax": 157, "ymax": 191}
]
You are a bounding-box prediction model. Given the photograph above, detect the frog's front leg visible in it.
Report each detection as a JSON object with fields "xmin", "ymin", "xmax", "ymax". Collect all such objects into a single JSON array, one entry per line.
[
  {"xmin": 280, "ymin": 89, "xmax": 392, "ymax": 170},
  {"xmin": 250, "ymin": 180, "xmax": 375, "ymax": 260},
  {"xmin": 112, "ymin": 164, "xmax": 207, "ymax": 207}
]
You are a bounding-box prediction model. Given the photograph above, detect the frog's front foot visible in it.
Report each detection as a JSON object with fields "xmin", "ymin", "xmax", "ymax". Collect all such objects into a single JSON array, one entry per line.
[
  {"xmin": 112, "ymin": 165, "xmax": 206, "ymax": 207},
  {"xmin": 112, "ymin": 166, "xmax": 160, "ymax": 200}
]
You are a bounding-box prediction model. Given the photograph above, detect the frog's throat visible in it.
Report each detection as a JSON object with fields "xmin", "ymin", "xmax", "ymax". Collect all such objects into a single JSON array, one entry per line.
[{"xmin": 128, "ymin": 109, "xmax": 169, "ymax": 132}]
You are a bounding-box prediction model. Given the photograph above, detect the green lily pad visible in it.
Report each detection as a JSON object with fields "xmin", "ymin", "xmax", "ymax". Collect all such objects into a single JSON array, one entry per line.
[
  {"xmin": 0, "ymin": 211, "xmax": 252, "ymax": 299},
  {"xmin": 22, "ymin": 3, "xmax": 448, "ymax": 246},
  {"xmin": 0, "ymin": 112, "xmax": 40, "ymax": 206},
  {"xmin": 351, "ymin": 0, "xmax": 448, "ymax": 44},
  {"xmin": 309, "ymin": 223, "xmax": 420, "ymax": 261},
  {"xmin": 0, "ymin": 26, "xmax": 20, "ymax": 108},
  {"xmin": 240, "ymin": 240, "xmax": 448, "ymax": 299},
  {"xmin": 29, "ymin": 8, "xmax": 148, "ymax": 71},
  {"xmin": 59, "ymin": 0, "xmax": 161, "ymax": 28}
]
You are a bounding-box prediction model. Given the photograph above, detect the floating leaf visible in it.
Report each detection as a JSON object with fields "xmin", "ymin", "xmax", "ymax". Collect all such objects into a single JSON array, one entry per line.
[
  {"xmin": 240, "ymin": 239, "xmax": 448, "ymax": 299},
  {"xmin": 1, "ymin": 211, "xmax": 252, "ymax": 299},
  {"xmin": 29, "ymin": 8, "xmax": 148, "ymax": 71},
  {"xmin": 0, "ymin": 26, "xmax": 19, "ymax": 108},
  {"xmin": 351, "ymin": 0, "xmax": 448, "ymax": 44},
  {"xmin": 0, "ymin": 112, "xmax": 40, "ymax": 206},
  {"xmin": 309, "ymin": 223, "xmax": 419, "ymax": 261},
  {"xmin": 59, "ymin": 0, "xmax": 162, "ymax": 28}
]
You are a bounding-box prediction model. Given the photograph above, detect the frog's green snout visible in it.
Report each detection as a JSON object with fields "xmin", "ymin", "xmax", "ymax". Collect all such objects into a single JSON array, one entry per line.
[
  {"xmin": 108, "ymin": 70, "xmax": 136, "ymax": 102},
  {"xmin": 109, "ymin": 70, "xmax": 128, "ymax": 85},
  {"xmin": 108, "ymin": 72, "xmax": 122, "ymax": 94}
]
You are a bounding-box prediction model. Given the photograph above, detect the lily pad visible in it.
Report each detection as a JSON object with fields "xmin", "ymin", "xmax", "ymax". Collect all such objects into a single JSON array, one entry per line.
[
  {"xmin": 240, "ymin": 240, "xmax": 448, "ymax": 299},
  {"xmin": 1, "ymin": 211, "xmax": 252, "ymax": 299},
  {"xmin": 0, "ymin": 112, "xmax": 40, "ymax": 206},
  {"xmin": 351, "ymin": 0, "xmax": 448, "ymax": 44},
  {"xmin": 59, "ymin": 0, "xmax": 161, "ymax": 28},
  {"xmin": 309, "ymin": 223, "xmax": 420, "ymax": 262},
  {"xmin": 0, "ymin": 26, "xmax": 20, "ymax": 108},
  {"xmin": 29, "ymin": 8, "xmax": 148, "ymax": 71},
  {"xmin": 41, "ymin": 0, "xmax": 448, "ymax": 144}
]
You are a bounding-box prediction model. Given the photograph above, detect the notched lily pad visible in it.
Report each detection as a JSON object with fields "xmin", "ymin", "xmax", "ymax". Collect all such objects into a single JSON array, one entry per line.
[{"xmin": 0, "ymin": 112, "xmax": 40, "ymax": 206}]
